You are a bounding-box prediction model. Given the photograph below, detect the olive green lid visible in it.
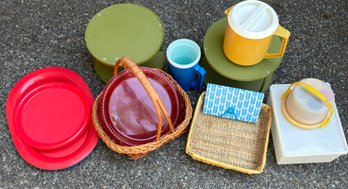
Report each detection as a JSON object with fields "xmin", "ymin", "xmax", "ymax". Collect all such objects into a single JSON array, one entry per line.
[
  {"xmin": 85, "ymin": 3, "xmax": 164, "ymax": 65},
  {"xmin": 203, "ymin": 17, "xmax": 282, "ymax": 81}
]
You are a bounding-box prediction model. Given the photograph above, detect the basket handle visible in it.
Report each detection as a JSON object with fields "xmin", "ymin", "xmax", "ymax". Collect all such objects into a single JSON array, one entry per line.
[
  {"xmin": 282, "ymin": 82, "xmax": 333, "ymax": 129},
  {"xmin": 113, "ymin": 57, "xmax": 175, "ymax": 141}
]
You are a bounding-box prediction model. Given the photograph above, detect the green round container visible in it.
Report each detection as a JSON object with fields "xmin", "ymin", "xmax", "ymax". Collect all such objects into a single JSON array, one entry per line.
[
  {"xmin": 85, "ymin": 4, "xmax": 165, "ymax": 82},
  {"xmin": 203, "ymin": 17, "xmax": 283, "ymax": 92}
]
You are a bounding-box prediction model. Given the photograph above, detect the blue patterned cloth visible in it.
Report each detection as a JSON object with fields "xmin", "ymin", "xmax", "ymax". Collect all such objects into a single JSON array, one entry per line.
[{"xmin": 203, "ymin": 84, "xmax": 264, "ymax": 123}]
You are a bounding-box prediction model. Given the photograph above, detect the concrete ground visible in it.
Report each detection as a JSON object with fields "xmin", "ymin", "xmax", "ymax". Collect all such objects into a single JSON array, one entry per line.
[{"xmin": 1, "ymin": 0, "xmax": 347, "ymax": 188}]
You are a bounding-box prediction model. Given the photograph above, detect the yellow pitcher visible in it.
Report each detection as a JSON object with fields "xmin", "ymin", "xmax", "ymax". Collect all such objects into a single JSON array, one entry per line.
[{"xmin": 223, "ymin": 0, "xmax": 291, "ymax": 66}]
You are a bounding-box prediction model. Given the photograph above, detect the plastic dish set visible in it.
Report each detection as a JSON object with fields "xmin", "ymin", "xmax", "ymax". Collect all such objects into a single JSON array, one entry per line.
[{"xmin": 5, "ymin": 0, "xmax": 347, "ymax": 173}]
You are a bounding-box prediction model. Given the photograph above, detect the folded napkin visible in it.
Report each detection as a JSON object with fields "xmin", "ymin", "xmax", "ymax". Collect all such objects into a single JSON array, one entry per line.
[{"xmin": 203, "ymin": 83, "xmax": 264, "ymax": 123}]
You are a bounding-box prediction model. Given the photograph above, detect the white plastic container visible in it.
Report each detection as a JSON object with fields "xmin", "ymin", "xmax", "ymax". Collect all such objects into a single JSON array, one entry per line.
[{"xmin": 268, "ymin": 84, "xmax": 348, "ymax": 164}]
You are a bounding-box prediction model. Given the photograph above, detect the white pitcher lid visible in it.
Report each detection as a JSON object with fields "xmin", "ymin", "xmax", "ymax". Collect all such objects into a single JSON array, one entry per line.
[{"xmin": 227, "ymin": 0, "xmax": 279, "ymax": 39}]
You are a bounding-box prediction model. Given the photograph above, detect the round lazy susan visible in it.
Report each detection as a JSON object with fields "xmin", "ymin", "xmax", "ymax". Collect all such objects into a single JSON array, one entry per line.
[
  {"xmin": 85, "ymin": 3, "xmax": 165, "ymax": 82},
  {"xmin": 203, "ymin": 17, "xmax": 283, "ymax": 92}
]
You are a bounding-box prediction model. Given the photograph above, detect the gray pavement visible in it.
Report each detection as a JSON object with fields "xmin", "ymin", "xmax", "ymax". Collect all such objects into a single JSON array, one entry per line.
[{"xmin": 1, "ymin": 0, "xmax": 348, "ymax": 188}]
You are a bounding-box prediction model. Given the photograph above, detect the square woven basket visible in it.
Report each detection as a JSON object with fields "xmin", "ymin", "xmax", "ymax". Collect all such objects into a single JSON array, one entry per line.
[{"xmin": 186, "ymin": 92, "xmax": 272, "ymax": 174}]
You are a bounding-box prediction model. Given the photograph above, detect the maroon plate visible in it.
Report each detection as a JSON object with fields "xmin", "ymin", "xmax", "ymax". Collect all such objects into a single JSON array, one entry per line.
[{"xmin": 98, "ymin": 68, "xmax": 180, "ymax": 146}]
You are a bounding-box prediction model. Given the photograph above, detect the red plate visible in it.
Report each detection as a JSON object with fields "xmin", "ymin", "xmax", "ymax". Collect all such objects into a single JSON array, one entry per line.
[
  {"xmin": 10, "ymin": 123, "xmax": 97, "ymax": 170},
  {"xmin": 39, "ymin": 128, "xmax": 88, "ymax": 158},
  {"xmin": 98, "ymin": 68, "xmax": 180, "ymax": 146},
  {"xmin": 6, "ymin": 67, "xmax": 98, "ymax": 170},
  {"xmin": 14, "ymin": 81, "xmax": 90, "ymax": 150}
]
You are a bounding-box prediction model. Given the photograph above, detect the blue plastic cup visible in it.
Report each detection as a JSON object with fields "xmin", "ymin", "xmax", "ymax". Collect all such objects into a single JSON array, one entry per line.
[{"xmin": 166, "ymin": 39, "xmax": 206, "ymax": 91}]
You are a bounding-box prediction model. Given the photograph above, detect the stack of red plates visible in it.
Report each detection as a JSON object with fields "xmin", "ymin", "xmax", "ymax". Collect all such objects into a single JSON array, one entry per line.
[
  {"xmin": 6, "ymin": 67, "xmax": 98, "ymax": 170},
  {"xmin": 98, "ymin": 67, "xmax": 180, "ymax": 146}
]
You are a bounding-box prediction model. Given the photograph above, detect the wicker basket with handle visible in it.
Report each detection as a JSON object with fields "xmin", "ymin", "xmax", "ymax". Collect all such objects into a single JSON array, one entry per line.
[{"xmin": 92, "ymin": 57, "xmax": 192, "ymax": 160}]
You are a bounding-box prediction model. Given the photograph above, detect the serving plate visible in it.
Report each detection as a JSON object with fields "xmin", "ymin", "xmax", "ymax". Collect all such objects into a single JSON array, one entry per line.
[
  {"xmin": 98, "ymin": 67, "xmax": 180, "ymax": 146},
  {"xmin": 6, "ymin": 67, "xmax": 98, "ymax": 170}
]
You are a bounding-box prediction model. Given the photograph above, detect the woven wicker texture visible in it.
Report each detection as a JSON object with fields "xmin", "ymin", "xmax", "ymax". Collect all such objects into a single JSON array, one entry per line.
[
  {"xmin": 92, "ymin": 57, "xmax": 192, "ymax": 160},
  {"xmin": 186, "ymin": 93, "xmax": 272, "ymax": 174}
]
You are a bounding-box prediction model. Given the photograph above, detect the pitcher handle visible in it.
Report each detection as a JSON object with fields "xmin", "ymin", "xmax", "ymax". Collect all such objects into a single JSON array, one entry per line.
[
  {"xmin": 224, "ymin": 7, "xmax": 233, "ymax": 16},
  {"xmin": 265, "ymin": 25, "xmax": 291, "ymax": 58}
]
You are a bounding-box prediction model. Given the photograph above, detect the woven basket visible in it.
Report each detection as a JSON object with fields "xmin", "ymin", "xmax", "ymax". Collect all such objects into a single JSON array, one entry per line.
[
  {"xmin": 92, "ymin": 57, "xmax": 192, "ymax": 160},
  {"xmin": 186, "ymin": 92, "xmax": 272, "ymax": 174}
]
